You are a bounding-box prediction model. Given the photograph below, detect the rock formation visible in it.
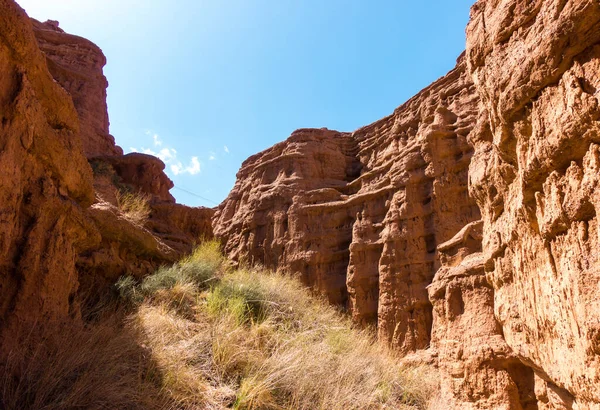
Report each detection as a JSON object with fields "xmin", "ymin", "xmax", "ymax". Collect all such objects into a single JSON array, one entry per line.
[
  {"xmin": 3, "ymin": 0, "xmax": 600, "ymax": 406},
  {"xmin": 215, "ymin": 0, "xmax": 600, "ymax": 407},
  {"xmin": 214, "ymin": 57, "xmax": 482, "ymax": 354},
  {"xmin": 0, "ymin": 0, "xmax": 97, "ymax": 350},
  {"xmin": 0, "ymin": 1, "xmax": 213, "ymax": 352},
  {"xmin": 30, "ymin": 17, "xmax": 214, "ymax": 293},
  {"xmin": 102, "ymin": 153, "xmax": 175, "ymax": 203},
  {"xmin": 465, "ymin": 0, "xmax": 600, "ymax": 407},
  {"xmin": 429, "ymin": 221, "xmax": 538, "ymax": 409},
  {"xmin": 31, "ymin": 18, "xmax": 122, "ymax": 158}
]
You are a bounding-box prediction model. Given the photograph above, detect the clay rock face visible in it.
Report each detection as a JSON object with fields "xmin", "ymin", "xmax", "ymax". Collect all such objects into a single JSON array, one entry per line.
[
  {"xmin": 0, "ymin": 0, "xmax": 215, "ymax": 353},
  {"xmin": 214, "ymin": 57, "xmax": 481, "ymax": 354},
  {"xmin": 78, "ymin": 201, "xmax": 176, "ymax": 288},
  {"xmin": 216, "ymin": 2, "xmax": 600, "ymax": 405},
  {"xmin": 214, "ymin": 128, "xmax": 360, "ymax": 306},
  {"xmin": 78, "ymin": 157, "xmax": 213, "ymax": 292},
  {"xmin": 149, "ymin": 203, "xmax": 214, "ymax": 253},
  {"xmin": 0, "ymin": 0, "xmax": 97, "ymax": 349},
  {"xmin": 102, "ymin": 153, "xmax": 176, "ymax": 203},
  {"xmin": 31, "ymin": 19, "xmax": 122, "ymax": 158},
  {"xmin": 28, "ymin": 18, "xmax": 214, "ymax": 292},
  {"xmin": 429, "ymin": 221, "xmax": 537, "ymax": 409},
  {"xmin": 466, "ymin": 0, "xmax": 600, "ymax": 406}
]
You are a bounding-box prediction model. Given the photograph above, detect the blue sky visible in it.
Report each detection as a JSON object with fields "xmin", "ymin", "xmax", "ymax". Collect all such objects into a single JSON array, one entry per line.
[{"xmin": 18, "ymin": 0, "xmax": 474, "ymax": 207}]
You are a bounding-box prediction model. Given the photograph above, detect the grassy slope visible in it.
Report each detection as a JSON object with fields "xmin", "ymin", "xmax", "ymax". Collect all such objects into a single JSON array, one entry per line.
[{"xmin": 1, "ymin": 241, "xmax": 436, "ymax": 409}]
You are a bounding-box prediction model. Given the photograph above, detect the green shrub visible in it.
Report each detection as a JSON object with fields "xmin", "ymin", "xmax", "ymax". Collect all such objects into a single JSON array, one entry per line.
[
  {"xmin": 115, "ymin": 240, "xmax": 225, "ymax": 305},
  {"xmin": 114, "ymin": 275, "xmax": 142, "ymax": 304},
  {"xmin": 206, "ymin": 282, "xmax": 266, "ymax": 325}
]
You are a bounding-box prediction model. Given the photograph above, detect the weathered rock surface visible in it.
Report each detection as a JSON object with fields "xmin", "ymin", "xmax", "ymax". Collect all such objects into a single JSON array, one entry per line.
[
  {"xmin": 429, "ymin": 221, "xmax": 537, "ymax": 409},
  {"xmin": 30, "ymin": 19, "xmax": 214, "ymax": 294},
  {"xmin": 101, "ymin": 153, "xmax": 176, "ymax": 203},
  {"xmin": 214, "ymin": 127, "xmax": 359, "ymax": 305},
  {"xmin": 0, "ymin": 0, "xmax": 97, "ymax": 350},
  {"xmin": 31, "ymin": 19, "xmax": 122, "ymax": 158},
  {"xmin": 214, "ymin": 57, "xmax": 482, "ymax": 354},
  {"xmin": 215, "ymin": 0, "xmax": 600, "ymax": 407},
  {"xmin": 0, "ymin": 1, "xmax": 214, "ymax": 352},
  {"xmin": 3, "ymin": 0, "xmax": 600, "ymax": 407},
  {"xmin": 149, "ymin": 203, "xmax": 214, "ymax": 253},
  {"xmin": 466, "ymin": 0, "xmax": 600, "ymax": 407},
  {"xmin": 81, "ymin": 154, "xmax": 213, "ymax": 287}
]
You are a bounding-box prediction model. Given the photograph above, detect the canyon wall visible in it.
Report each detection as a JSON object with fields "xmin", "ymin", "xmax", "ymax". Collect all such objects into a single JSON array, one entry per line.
[
  {"xmin": 0, "ymin": 0, "xmax": 97, "ymax": 350},
  {"xmin": 3, "ymin": 0, "xmax": 600, "ymax": 407},
  {"xmin": 214, "ymin": 57, "xmax": 482, "ymax": 354},
  {"xmin": 30, "ymin": 15, "xmax": 214, "ymax": 292},
  {"xmin": 32, "ymin": 19, "xmax": 122, "ymax": 158},
  {"xmin": 0, "ymin": 1, "xmax": 213, "ymax": 350},
  {"xmin": 464, "ymin": 0, "xmax": 600, "ymax": 407},
  {"xmin": 215, "ymin": 0, "xmax": 600, "ymax": 407}
]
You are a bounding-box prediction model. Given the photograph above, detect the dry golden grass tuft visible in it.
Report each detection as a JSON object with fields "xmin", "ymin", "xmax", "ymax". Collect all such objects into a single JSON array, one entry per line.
[
  {"xmin": 1, "ymin": 240, "xmax": 437, "ymax": 409},
  {"xmin": 115, "ymin": 189, "xmax": 151, "ymax": 226},
  {"xmin": 0, "ymin": 315, "xmax": 172, "ymax": 410}
]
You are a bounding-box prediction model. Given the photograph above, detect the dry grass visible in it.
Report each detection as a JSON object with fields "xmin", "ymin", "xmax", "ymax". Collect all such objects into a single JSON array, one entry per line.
[
  {"xmin": 1, "ymin": 240, "xmax": 436, "ymax": 409},
  {"xmin": 115, "ymin": 189, "xmax": 151, "ymax": 226},
  {"xmin": 0, "ymin": 315, "xmax": 171, "ymax": 410}
]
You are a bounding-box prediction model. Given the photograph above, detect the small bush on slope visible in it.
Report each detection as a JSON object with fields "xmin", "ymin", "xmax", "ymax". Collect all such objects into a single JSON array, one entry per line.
[
  {"xmin": 115, "ymin": 189, "xmax": 151, "ymax": 226},
  {"xmin": 116, "ymin": 240, "xmax": 224, "ymax": 303},
  {"xmin": 1, "ymin": 240, "xmax": 436, "ymax": 409}
]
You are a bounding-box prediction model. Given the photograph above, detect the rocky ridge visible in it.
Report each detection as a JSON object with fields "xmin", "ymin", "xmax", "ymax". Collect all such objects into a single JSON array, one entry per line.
[{"xmin": 214, "ymin": 56, "xmax": 481, "ymax": 355}]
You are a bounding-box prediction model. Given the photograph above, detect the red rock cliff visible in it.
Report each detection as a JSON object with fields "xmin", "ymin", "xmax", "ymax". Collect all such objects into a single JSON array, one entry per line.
[
  {"xmin": 215, "ymin": 0, "xmax": 600, "ymax": 407},
  {"xmin": 28, "ymin": 18, "xmax": 214, "ymax": 292},
  {"xmin": 0, "ymin": 1, "xmax": 214, "ymax": 351},
  {"xmin": 464, "ymin": 0, "xmax": 600, "ymax": 407},
  {"xmin": 0, "ymin": 0, "xmax": 97, "ymax": 350},
  {"xmin": 31, "ymin": 18, "xmax": 122, "ymax": 158},
  {"xmin": 214, "ymin": 56, "xmax": 482, "ymax": 354}
]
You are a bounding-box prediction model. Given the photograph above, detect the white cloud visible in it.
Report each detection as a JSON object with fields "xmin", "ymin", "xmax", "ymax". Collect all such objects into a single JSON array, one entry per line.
[
  {"xmin": 209, "ymin": 151, "xmax": 216, "ymax": 161},
  {"xmin": 188, "ymin": 157, "xmax": 201, "ymax": 174},
  {"xmin": 170, "ymin": 163, "xmax": 182, "ymax": 175},
  {"xmin": 136, "ymin": 147, "xmax": 176, "ymax": 163},
  {"xmin": 171, "ymin": 157, "xmax": 201, "ymax": 175},
  {"xmin": 130, "ymin": 133, "xmax": 201, "ymax": 176},
  {"xmin": 224, "ymin": 145, "xmax": 229, "ymax": 154}
]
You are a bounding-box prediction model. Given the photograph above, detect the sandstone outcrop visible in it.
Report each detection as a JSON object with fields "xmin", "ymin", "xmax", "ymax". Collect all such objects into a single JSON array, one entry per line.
[
  {"xmin": 80, "ymin": 153, "xmax": 213, "ymax": 288},
  {"xmin": 466, "ymin": 0, "xmax": 600, "ymax": 407},
  {"xmin": 4, "ymin": 0, "xmax": 600, "ymax": 407},
  {"xmin": 215, "ymin": 0, "xmax": 600, "ymax": 407},
  {"xmin": 31, "ymin": 18, "xmax": 122, "ymax": 158},
  {"xmin": 0, "ymin": 1, "xmax": 213, "ymax": 352},
  {"xmin": 30, "ymin": 19, "xmax": 214, "ymax": 294},
  {"xmin": 101, "ymin": 153, "xmax": 176, "ymax": 203},
  {"xmin": 0, "ymin": 0, "xmax": 97, "ymax": 350},
  {"xmin": 429, "ymin": 221, "xmax": 537, "ymax": 409},
  {"xmin": 214, "ymin": 57, "xmax": 482, "ymax": 354}
]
